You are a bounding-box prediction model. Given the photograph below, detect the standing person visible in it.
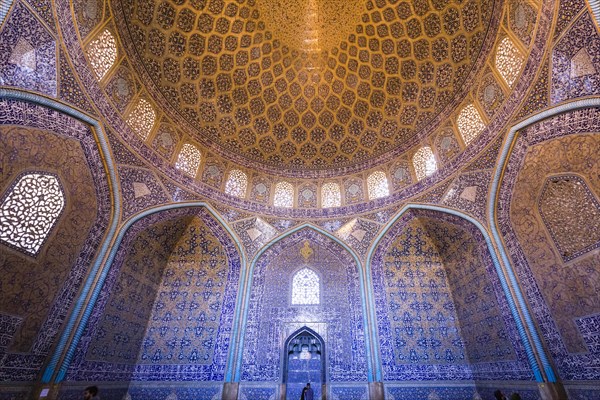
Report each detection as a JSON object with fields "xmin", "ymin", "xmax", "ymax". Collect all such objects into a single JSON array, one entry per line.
[
  {"xmin": 493, "ymin": 390, "xmax": 507, "ymax": 400},
  {"xmin": 301, "ymin": 383, "xmax": 314, "ymax": 400},
  {"xmin": 83, "ymin": 386, "xmax": 99, "ymax": 400}
]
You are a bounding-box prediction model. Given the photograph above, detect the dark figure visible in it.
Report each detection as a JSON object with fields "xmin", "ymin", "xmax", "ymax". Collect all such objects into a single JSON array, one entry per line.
[
  {"xmin": 494, "ymin": 390, "xmax": 507, "ymax": 400},
  {"xmin": 83, "ymin": 386, "xmax": 99, "ymax": 400},
  {"xmin": 301, "ymin": 382, "xmax": 314, "ymax": 400},
  {"xmin": 510, "ymin": 393, "xmax": 522, "ymax": 400}
]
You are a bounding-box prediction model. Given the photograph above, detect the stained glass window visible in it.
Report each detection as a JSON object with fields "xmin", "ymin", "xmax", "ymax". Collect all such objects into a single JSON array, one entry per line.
[
  {"xmin": 456, "ymin": 104, "xmax": 485, "ymax": 145},
  {"xmin": 292, "ymin": 268, "xmax": 320, "ymax": 305},
  {"xmin": 87, "ymin": 29, "xmax": 117, "ymax": 81},
  {"xmin": 0, "ymin": 173, "xmax": 65, "ymax": 255},
  {"xmin": 495, "ymin": 37, "xmax": 525, "ymax": 87},
  {"xmin": 321, "ymin": 182, "xmax": 341, "ymax": 208},
  {"xmin": 224, "ymin": 169, "xmax": 248, "ymax": 198},
  {"xmin": 274, "ymin": 181, "xmax": 293, "ymax": 207},
  {"xmin": 413, "ymin": 146, "xmax": 437, "ymax": 181},
  {"xmin": 175, "ymin": 143, "xmax": 202, "ymax": 177},
  {"xmin": 127, "ymin": 98, "xmax": 156, "ymax": 140},
  {"xmin": 367, "ymin": 171, "xmax": 389, "ymax": 199}
]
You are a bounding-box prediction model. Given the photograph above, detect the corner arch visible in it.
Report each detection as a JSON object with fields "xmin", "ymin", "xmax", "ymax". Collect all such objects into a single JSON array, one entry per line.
[
  {"xmin": 230, "ymin": 223, "xmax": 378, "ymax": 383},
  {"xmin": 488, "ymin": 98, "xmax": 600, "ymax": 383},
  {"xmin": 366, "ymin": 203, "xmax": 545, "ymax": 382},
  {"xmin": 0, "ymin": 88, "xmax": 122, "ymax": 384}
]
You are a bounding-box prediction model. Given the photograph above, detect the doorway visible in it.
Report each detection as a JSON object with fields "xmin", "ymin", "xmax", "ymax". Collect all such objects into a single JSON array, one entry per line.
[{"xmin": 283, "ymin": 327, "xmax": 326, "ymax": 400}]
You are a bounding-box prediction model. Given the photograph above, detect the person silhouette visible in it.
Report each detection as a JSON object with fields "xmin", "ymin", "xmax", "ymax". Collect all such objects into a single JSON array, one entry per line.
[{"xmin": 301, "ymin": 382, "xmax": 314, "ymax": 400}]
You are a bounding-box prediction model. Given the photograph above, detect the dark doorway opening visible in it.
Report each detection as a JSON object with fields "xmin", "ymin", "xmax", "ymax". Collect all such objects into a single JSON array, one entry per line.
[{"xmin": 283, "ymin": 327, "xmax": 326, "ymax": 400}]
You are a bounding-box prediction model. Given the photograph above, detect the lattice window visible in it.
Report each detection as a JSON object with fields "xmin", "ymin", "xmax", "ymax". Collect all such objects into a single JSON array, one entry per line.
[
  {"xmin": 292, "ymin": 268, "xmax": 320, "ymax": 305},
  {"xmin": 127, "ymin": 98, "xmax": 156, "ymax": 140},
  {"xmin": 224, "ymin": 169, "xmax": 248, "ymax": 198},
  {"xmin": 456, "ymin": 104, "xmax": 485, "ymax": 145},
  {"xmin": 0, "ymin": 173, "xmax": 65, "ymax": 255},
  {"xmin": 413, "ymin": 146, "xmax": 437, "ymax": 181},
  {"xmin": 175, "ymin": 143, "xmax": 202, "ymax": 177},
  {"xmin": 367, "ymin": 171, "xmax": 389, "ymax": 199},
  {"xmin": 321, "ymin": 182, "xmax": 341, "ymax": 208},
  {"xmin": 274, "ymin": 181, "xmax": 294, "ymax": 207},
  {"xmin": 495, "ymin": 37, "xmax": 524, "ymax": 87},
  {"xmin": 87, "ymin": 29, "xmax": 117, "ymax": 81}
]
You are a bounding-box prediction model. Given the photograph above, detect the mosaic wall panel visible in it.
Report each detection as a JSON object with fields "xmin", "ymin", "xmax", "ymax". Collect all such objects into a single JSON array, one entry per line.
[
  {"xmin": 0, "ymin": 2, "xmax": 57, "ymax": 96},
  {"xmin": 127, "ymin": 384, "xmax": 222, "ymax": 400},
  {"xmin": 434, "ymin": 127, "xmax": 461, "ymax": 165},
  {"xmin": 297, "ymin": 182, "xmax": 317, "ymax": 208},
  {"xmin": 85, "ymin": 218, "xmax": 190, "ymax": 366},
  {"xmin": 241, "ymin": 228, "xmax": 367, "ymax": 382},
  {"xmin": 238, "ymin": 385, "xmax": 277, "ymax": 400},
  {"xmin": 119, "ymin": 166, "xmax": 170, "ymax": 219},
  {"xmin": 574, "ymin": 313, "xmax": 600, "ymax": 353},
  {"xmin": 69, "ymin": 207, "xmax": 241, "ymax": 383},
  {"xmin": 371, "ymin": 210, "xmax": 532, "ymax": 381},
  {"xmin": 441, "ymin": 171, "xmax": 492, "ymax": 223},
  {"xmin": 72, "ymin": 0, "xmax": 105, "ymax": 39},
  {"xmin": 329, "ymin": 384, "xmax": 368, "ymax": 400},
  {"xmin": 59, "ymin": 50, "xmax": 95, "ymax": 113},
  {"xmin": 564, "ymin": 385, "xmax": 600, "ymax": 400},
  {"xmin": 551, "ymin": 12, "xmax": 600, "ymax": 104},
  {"xmin": 58, "ymin": 386, "xmax": 129, "ymax": 400},
  {"xmin": 385, "ymin": 385, "xmax": 478, "ymax": 400},
  {"xmin": 497, "ymin": 107, "xmax": 600, "ymax": 380},
  {"xmin": 343, "ymin": 177, "xmax": 364, "ymax": 205},
  {"xmin": 105, "ymin": 60, "xmax": 140, "ymax": 113},
  {"xmin": 0, "ymin": 115, "xmax": 107, "ymax": 380}
]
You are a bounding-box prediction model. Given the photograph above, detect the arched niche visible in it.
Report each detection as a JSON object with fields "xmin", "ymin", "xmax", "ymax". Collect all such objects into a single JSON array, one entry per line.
[
  {"xmin": 369, "ymin": 208, "xmax": 533, "ymax": 392},
  {"xmin": 0, "ymin": 97, "xmax": 112, "ymax": 382},
  {"xmin": 495, "ymin": 106, "xmax": 600, "ymax": 382},
  {"xmin": 283, "ymin": 326, "xmax": 326, "ymax": 400},
  {"xmin": 239, "ymin": 227, "xmax": 368, "ymax": 392},
  {"xmin": 66, "ymin": 205, "xmax": 242, "ymax": 389}
]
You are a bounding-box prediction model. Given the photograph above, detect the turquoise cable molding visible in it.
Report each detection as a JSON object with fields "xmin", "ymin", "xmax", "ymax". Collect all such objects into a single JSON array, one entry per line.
[
  {"xmin": 488, "ymin": 98, "xmax": 600, "ymax": 383},
  {"xmin": 588, "ymin": 0, "xmax": 600, "ymax": 28},
  {"xmin": 365, "ymin": 204, "xmax": 544, "ymax": 382},
  {"xmin": 0, "ymin": 89, "xmax": 123, "ymax": 384},
  {"xmin": 0, "ymin": 0, "xmax": 13, "ymax": 26},
  {"xmin": 231, "ymin": 224, "xmax": 379, "ymax": 382},
  {"xmin": 54, "ymin": 202, "xmax": 246, "ymax": 382}
]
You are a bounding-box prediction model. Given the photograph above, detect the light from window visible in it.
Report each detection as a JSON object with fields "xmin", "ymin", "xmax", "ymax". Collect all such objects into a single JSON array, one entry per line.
[
  {"xmin": 0, "ymin": 173, "xmax": 65, "ymax": 255},
  {"xmin": 367, "ymin": 171, "xmax": 389, "ymax": 200},
  {"xmin": 87, "ymin": 29, "xmax": 117, "ymax": 81},
  {"xmin": 321, "ymin": 182, "xmax": 341, "ymax": 208},
  {"xmin": 224, "ymin": 169, "xmax": 248, "ymax": 198},
  {"xmin": 495, "ymin": 37, "xmax": 524, "ymax": 87},
  {"xmin": 175, "ymin": 143, "xmax": 202, "ymax": 177},
  {"xmin": 413, "ymin": 146, "xmax": 437, "ymax": 181},
  {"xmin": 456, "ymin": 104, "xmax": 485, "ymax": 145},
  {"xmin": 274, "ymin": 181, "xmax": 293, "ymax": 207},
  {"xmin": 292, "ymin": 268, "xmax": 320, "ymax": 305},
  {"xmin": 127, "ymin": 98, "xmax": 156, "ymax": 140}
]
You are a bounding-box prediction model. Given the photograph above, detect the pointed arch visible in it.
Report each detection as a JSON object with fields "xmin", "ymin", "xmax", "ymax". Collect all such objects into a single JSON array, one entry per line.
[
  {"xmin": 229, "ymin": 223, "xmax": 379, "ymax": 382},
  {"xmin": 283, "ymin": 326, "xmax": 327, "ymax": 384},
  {"xmin": 366, "ymin": 203, "xmax": 547, "ymax": 383},
  {"xmin": 52, "ymin": 202, "xmax": 245, "ymax": 382}
]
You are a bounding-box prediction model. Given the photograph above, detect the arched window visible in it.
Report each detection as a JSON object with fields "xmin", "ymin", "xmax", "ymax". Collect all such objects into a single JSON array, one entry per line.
[
  {"xmin": 367, "ymin": 171, "xmax": 389, "ymax": 199},
  {"xmin": 127, "ymin": 98, "xmax": 156, "ymax": 140},
  {"xmin": 321, "ymin": 182, "xmax": 341, "ymax": 208},
  {"xmin": 495, "ymin": 37, "xmax": 525, "ymax": 87},
  {"xmin": 413, "ymin": 146, "xmax": 437, "ymax": 181},
  {"xmin": 292, "ymin": 268, "xmax": 320, "ymax": 305},
  {"xmin": 274, "ymin": 181, "xmax": 294, "ymax": 207},
  {"xmin": 175, "ymin": 143, "xmax": 202, "ymax": 177},
  {"xmin": 0, "ymin": 173, "xmax": 65, "ymax": 255},
  {"xmin": 87, "ymin": 29, "xmax": 118, "ymax": 81},
  {"xmin": 456, "ymin": 104, "xmax": 485, "ymax": 145},
  {"xmin": 224, "ymin": 169, "xmax": 248, "ymax": 198}
]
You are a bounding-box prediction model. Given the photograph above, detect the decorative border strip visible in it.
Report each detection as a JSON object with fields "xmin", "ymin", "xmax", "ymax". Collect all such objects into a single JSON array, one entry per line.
[
  {"xmin": 366, "ymin": 204, "xmax": 545, "ymax": 382},
  {"xmin": 0, "ymin": 88, "xmax": 122, "ymax": 383},
  {"xmin": 488, "ymin": 98, "xmax": 600, "ymax": 383}
]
